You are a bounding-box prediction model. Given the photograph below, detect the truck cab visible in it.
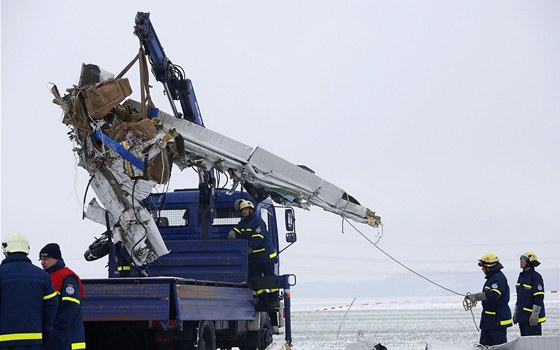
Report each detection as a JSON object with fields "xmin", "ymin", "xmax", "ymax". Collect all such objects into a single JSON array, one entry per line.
[{"xmin": 144, "ymin": 189, "xmax": 281, "ymax": 281}]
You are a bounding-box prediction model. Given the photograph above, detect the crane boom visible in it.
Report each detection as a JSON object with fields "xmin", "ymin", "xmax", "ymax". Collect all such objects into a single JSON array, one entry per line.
[
  {"xmin": 134, "ymin": 12, "xmax": 204, "ymax": 125},
  {"xmin": 134, "ymin": 12, "xmax": 216, "ymax": 240}
]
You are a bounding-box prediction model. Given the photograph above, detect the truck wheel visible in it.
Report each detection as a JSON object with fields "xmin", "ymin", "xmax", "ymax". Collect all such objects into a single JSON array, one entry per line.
[
  {"xmin": 240, "ymin": 313, "xmax": 273, "ymax": 350},
  {"xmin": 197, "ymin": 321, "xmax": 216, "ymax": 350},
  {"xmin": 256, "ymin": 313, "xmax": 273, "ymax": 350}
]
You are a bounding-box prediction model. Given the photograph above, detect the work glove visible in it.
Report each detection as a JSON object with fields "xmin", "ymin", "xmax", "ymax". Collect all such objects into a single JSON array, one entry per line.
[
  {"xmin": 466, "ymin": 292, "xmax": 486, "ymax": 303},
  {"xmin": 513, "ymin": 308, "xmax": 517, "ymax": 324},
  {"xmin": 529, "ymin": 304, "xmax": 541, "ymax": 326},
  {"xmin": 228, "ymin": 230, "xmax": 236, "ymax": 239}
]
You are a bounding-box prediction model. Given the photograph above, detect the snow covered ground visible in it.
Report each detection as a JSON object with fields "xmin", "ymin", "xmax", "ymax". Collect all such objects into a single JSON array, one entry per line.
[{"xmin": 286, "ymin": 294, "xmax": 560, "ymax": 350}]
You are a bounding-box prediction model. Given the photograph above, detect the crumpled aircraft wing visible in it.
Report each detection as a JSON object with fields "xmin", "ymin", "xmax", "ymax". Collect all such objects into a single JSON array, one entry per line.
[{"xmin": 156, "ymin": 110, "xmax": 381, "ymax": 228}]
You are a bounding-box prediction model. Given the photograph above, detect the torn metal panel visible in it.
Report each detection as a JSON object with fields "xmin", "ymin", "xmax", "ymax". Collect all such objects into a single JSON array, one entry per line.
[
  {"xmin": 84, "ymin": 198, "xmax": 108, "ymax": 226},
  {"xmin": 88, "ymin": 167, "xmax": 168, "ymax": 265}
]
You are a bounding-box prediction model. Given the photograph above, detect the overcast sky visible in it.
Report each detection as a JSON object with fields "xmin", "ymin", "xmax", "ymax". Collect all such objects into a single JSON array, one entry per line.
[{"xmin": 2, "ymin": 1, "xmax": 559, "ymax": 297}]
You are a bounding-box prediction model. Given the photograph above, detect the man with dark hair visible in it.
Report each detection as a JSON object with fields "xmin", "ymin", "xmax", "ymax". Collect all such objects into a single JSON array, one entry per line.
[
  {"xmin": 465, "ymin": 253, "xmax": 512, "ymax": 346},
  {"xmin": 39, "ymin": 243, "xmax": 86, "ymax": 350},
  {"xmin": 514, "ymin": 251, "xmax": 546, "ymax": 336},
  {"xmin": 0, "ymin": 232, "xmax": 58, "ymax": 349}
]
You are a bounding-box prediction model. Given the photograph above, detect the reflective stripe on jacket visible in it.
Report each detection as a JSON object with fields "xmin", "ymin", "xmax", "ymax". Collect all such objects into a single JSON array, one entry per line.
[
  {"xmin": 515, "ymin": 268, "xmax": 546, "ymax": 325},
  {"xmin": 233, "ymin": 212, "xmax": 277, "ymax": 266},
  {"xmin": 0, "ymin": 253, "xmax": 58, "ymax": 347},
  {"xmin": 480, "ymin": 270, "xmax": 513, "ymax": 330},
  {"xmin": 45, "ymin": 260, "xmax": 86, "ymax": 350}
]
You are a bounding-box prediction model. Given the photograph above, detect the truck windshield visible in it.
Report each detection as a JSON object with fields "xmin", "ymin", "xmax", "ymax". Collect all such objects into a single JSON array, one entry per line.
[
  {"xmin": 213, "ymin": 207, "xmax": 241, "ymax": 226},
  {"xmin": 152, "ymin": 209, "xmax": 189, "ymax": 227}
]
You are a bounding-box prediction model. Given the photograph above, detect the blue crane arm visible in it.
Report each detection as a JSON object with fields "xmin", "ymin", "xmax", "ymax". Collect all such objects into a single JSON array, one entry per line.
[
  {"xmin": 134, "ymin": 12, "xmax": 204, "ymax": 126},
  {"xmin": 134, "ymin": 12, "xmax": 215, "ymax": 240}
]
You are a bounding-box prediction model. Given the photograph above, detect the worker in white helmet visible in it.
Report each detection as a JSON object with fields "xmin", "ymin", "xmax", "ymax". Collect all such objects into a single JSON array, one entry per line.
[{"xmin": 0, "ymin": 232, "xmax": 58, "ymax": 349}]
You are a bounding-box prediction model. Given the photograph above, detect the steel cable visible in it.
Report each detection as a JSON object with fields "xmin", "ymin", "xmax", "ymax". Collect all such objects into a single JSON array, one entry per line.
[
  {"xmin": 343, "ymin": 218, "xmax": 464, "ymax": 296},
  {"xmin": 343, "ymin": 218, "xmax": 481, "ymax": 331}
]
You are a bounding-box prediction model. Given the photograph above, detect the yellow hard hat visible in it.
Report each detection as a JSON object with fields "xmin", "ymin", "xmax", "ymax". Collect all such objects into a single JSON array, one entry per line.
[
  {"xmin": 478, "ymin": 253, "xmax": 499, "ymax": 267},
  {"xmin": 2, "ymin": 232, "xmax": 30, "ymax": 255},
  {"xmin": 521, "ymin": 251, "xmax": 540, "ymax": 266},
  {"xmin": 239, "ymin": 200, "xmax": 255, "ymax": 210}
]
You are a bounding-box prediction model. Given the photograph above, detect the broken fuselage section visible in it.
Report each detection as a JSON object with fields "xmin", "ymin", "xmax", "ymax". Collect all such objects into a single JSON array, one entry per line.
[{"xmin": 52, "ymin": 61, "xmax": 381, "ymax": 268}]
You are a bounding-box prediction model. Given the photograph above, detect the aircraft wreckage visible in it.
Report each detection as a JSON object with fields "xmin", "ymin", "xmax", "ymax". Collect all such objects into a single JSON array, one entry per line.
[{"xmin": 51, "ymin": 31, "xmax": 381, "ymax": 267}]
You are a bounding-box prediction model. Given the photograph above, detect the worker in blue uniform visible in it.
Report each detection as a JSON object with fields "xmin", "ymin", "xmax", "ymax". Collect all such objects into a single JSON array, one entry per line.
[
  {"xmin": 465, "ymin": 253, "xmax": 512, "ymax": 346},
  {"xmin": 39, "ymin": 243, "xmax": 86, "ymax": 350},
  {"xmin": 514, "ymin": 251, "xmax": 546, "ymax": 336},
  {"xmin": 0, "ymin": 232, "xmax": 58, "ymax": 350},
  {"xmin": 229, "ymin": 200, "xmax": 279, "ymax": 308}
]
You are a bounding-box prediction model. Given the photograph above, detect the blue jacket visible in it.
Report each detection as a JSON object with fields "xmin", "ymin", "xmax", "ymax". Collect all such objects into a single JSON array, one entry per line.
[
  {"xmin": 233, "ymin": 212, "xmax": 277, "ymax": 266},
  {"xmin": 515, "ymin": 268, "xmax": 546, "ymax": 325},
  {"xmin": 480, "ymin": 269, "xmax": 513, "ymax": 330},
  {"xmin": 44, "ymin": 260, "xmax": 86, "ymax": 350},
  {"xmin": 0, "ymin": 253, "xmax": 58, "ymax": 348}
]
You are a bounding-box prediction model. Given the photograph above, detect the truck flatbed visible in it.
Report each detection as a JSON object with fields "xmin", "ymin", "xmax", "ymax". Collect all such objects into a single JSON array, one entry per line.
[{"xmin": 83, "ymin": 277, "xmax": 255, "ymax": 323}]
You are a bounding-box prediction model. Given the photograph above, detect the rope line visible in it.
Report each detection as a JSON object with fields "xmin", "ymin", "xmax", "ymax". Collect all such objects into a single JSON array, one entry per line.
[
  {"xmin": 336, "ymin": 297, "xmax": 356, "ymax": 339},
  {"xmin": 343, "ymin": 218, "xmax": 464, "ymax": 296},
  {"xmin": 343, "ymin": 217, "xmax": 484, "ymax": 332},
  {"xmin": 463, "ymin": 293, "xmax": 480, "ymax": 331}
]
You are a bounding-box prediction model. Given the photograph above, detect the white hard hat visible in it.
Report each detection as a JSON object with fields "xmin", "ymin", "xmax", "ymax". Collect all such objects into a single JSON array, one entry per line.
[{"xmin": 2, "ymin": 232, "xmax": 30, "ymax": 255}]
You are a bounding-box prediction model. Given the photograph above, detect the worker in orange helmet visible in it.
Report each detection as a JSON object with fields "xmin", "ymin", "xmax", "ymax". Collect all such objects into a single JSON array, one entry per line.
[
  {"xmin": 464, "ymin": 253, "xmax": 513, "ymax": 346},
  {"xmin": 514, "ymin": 251, "xmax": 546, "ymax": 336}
]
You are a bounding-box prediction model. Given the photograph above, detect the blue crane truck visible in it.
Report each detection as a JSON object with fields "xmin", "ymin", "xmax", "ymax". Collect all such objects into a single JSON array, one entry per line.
[
  {"xmin": 83, "ymin": 190, "xmax": 296, "ymax": 350},
  {"xmin": 79, "ymin": 12, "xmax": 297, "ymax": 350}
]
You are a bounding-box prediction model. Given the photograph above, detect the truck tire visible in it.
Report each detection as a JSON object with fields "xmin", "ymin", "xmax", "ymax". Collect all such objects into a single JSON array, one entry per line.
[
  {"xmin": 240, "ymin": 313, "xmax": 273, "ymax": 350},
  {"xmin": 197, "ymin": 321, "xmax": 216, "ymax": 350},
  {"xmin": 256, "ymin": 318, "xmax": 273, "ymax": 350}
]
